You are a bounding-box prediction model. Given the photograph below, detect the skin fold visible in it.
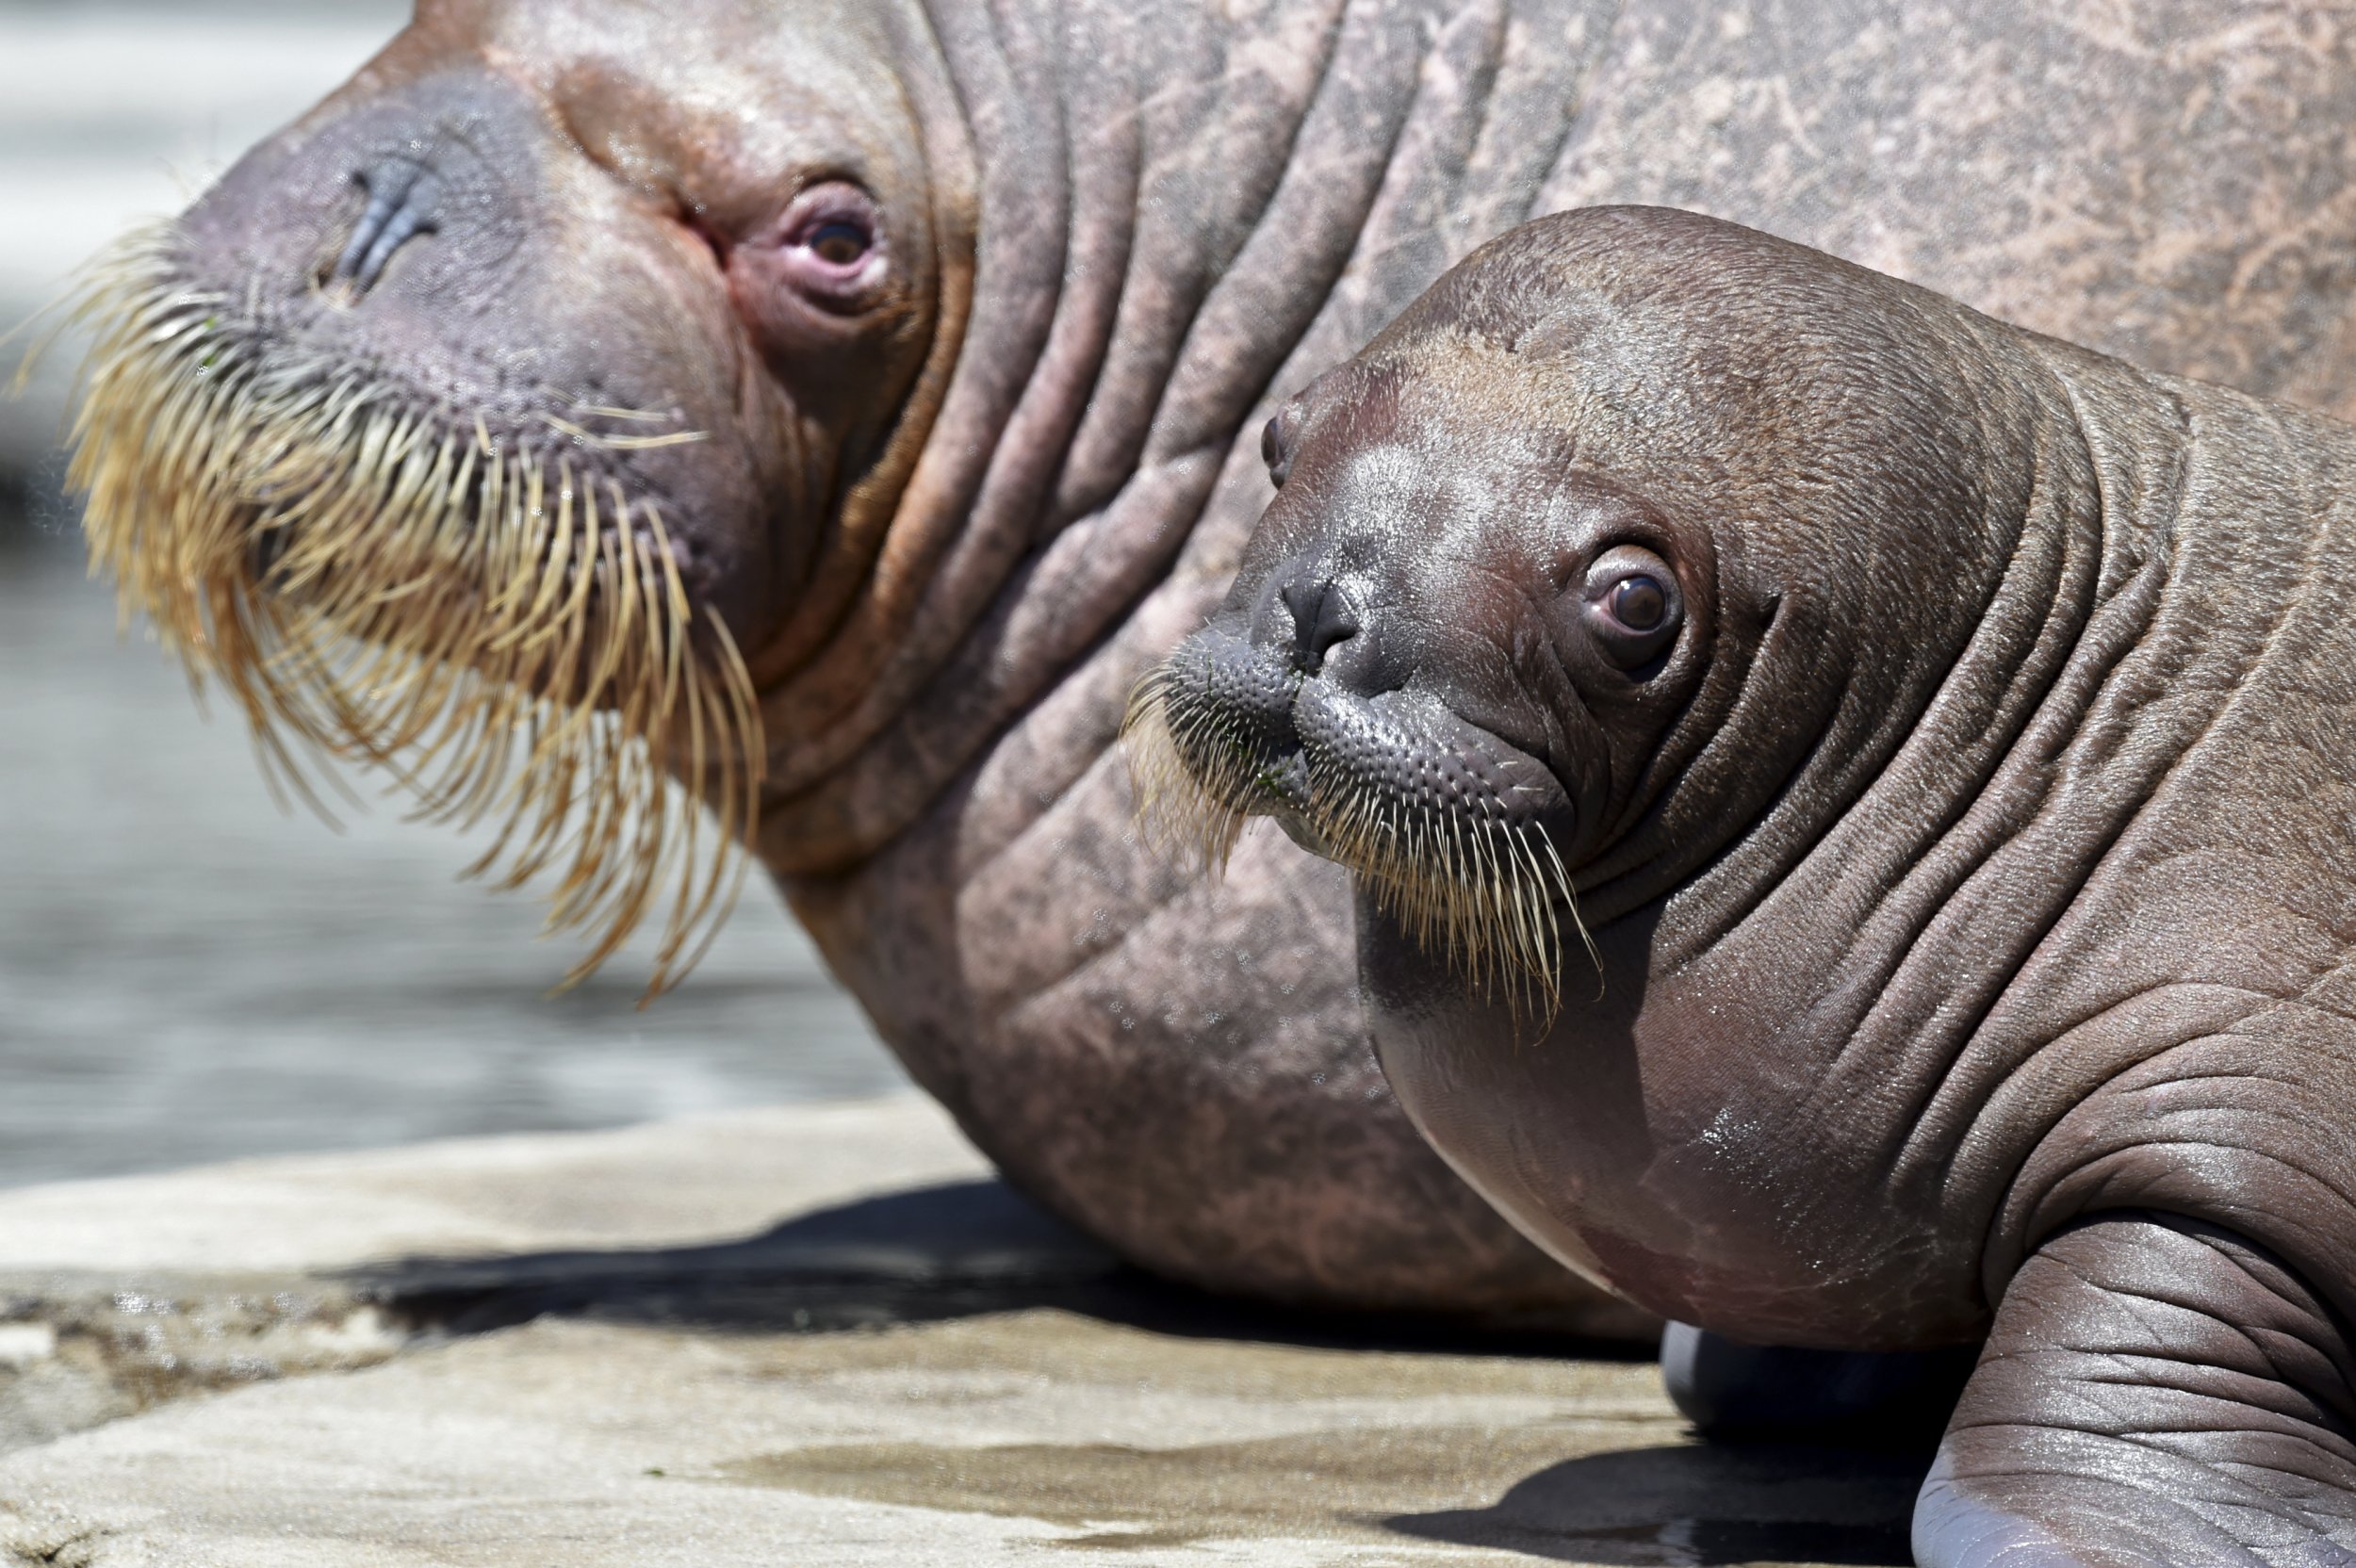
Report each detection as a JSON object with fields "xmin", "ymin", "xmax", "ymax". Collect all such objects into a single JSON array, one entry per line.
[
  {"xmin": 81, "ymin": 0, "xmax": 2356, "ymax": 1326},
  {"xmin": 1152, "ymin": 203, "xmax": 2356, "ymax": 1561}
]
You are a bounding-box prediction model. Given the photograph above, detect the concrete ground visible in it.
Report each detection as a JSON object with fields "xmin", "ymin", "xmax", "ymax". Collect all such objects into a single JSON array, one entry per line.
[{"xmin": 0, "ymin": 1097, "xmax": 1924, "ymax": 1567}]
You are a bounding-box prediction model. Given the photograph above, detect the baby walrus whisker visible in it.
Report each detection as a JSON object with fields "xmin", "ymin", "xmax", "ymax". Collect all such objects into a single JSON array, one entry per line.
[
  {"xmin": 1133, "ymin": 204, "xmax": 2356, "ymax": 1567},
  {"xmin": 1125, "ymin": 628, "xmax": 1588, "ymax": 1015}
]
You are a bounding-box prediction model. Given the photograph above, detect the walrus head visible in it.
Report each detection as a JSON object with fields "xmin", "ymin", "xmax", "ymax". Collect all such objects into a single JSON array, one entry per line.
[
  {"xmin": 1130, "ymin": 205, "xmax": 2041, "ymax": 1012},
  {"xmin": 67, "ymin": 0, "xmax": 963, "ymax": 990}
]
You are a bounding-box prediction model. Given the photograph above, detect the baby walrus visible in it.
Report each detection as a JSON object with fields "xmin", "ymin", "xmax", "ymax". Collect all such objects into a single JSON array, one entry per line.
[{"xmin": 1129, "ymin": 204, "xmax": 2356, "ymax": 1566}]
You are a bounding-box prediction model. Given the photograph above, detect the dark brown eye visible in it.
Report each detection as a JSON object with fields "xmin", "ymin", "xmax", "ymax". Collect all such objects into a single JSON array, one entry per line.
[
  {"xmin": 1580, "ymin": 545, "xmax": 1682, "ymax": 671},
  {"xmin": 1608, "ymin": 574, "xmax": 1666, "ymax": 631},
  {"xmin": 1261, "ymin": 408, "xmax": 1299, "ymax": 487},
  {"xmin": 806, "ymin": 219, "xmax": 871, "ymax": 268}
]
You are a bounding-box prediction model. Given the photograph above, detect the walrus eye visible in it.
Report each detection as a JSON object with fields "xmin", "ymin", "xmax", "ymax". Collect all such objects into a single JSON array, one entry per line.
[
  {"xmin": 1581, "ymin": 545, "xmax": 1682, "ymax": 670},
  {"xmin": 1609, "ymin": 576, "xmax": 1666, "ymax": 631},
  {"xmin": 1261, "ymin": 406, "xmax": 1299, "ymax": 486},
  {"xmin": 746, "ymin": 180, "xmax": 889, "ymax": 318},
  {"xmin": 1261, "ymin": 416, "xmax": 1288, "ymax": 486},
  {"xmin": 806, "ymin": 219, "xmax": 873, "ymax": 268}
]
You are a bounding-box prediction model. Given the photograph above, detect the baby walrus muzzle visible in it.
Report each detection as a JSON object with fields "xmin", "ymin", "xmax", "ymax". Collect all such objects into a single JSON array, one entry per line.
[{"xmin": 1125, "ymin": 423, "xmax": 1647, "ymax": 1012}]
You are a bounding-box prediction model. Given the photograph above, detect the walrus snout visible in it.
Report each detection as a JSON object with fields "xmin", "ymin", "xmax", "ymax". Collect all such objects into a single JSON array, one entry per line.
[
  {"xmin": 1131, "ymin": 593, "xmax": 1583, "ymax": 1002},
  {"xmin": 1143, "ymin": 627, "xmax": 1303, "ymax": 808},
  {"xmin": 1263, "ymin": 560, "xmax": 1365, "ymax": 678},
  {"xmin": 143, "ymin": 57, "xmax": 802, "ymax": 643},
  {"xmin": 66, "ymin": 57, "xmax": 800, "ymax": 995},
  {"xmin": 329, "ymin": 156, "xmax": 448, "ymax": 299},
  {"xmin": 175, "ymin": 69, "xmax": 543, "ymax": 348}
]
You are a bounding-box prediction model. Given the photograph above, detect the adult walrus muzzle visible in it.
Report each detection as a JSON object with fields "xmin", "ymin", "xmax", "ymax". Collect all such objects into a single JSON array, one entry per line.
[{"xmin": 68, "ymin": 26, "xmax": 942, "ymax": 992}]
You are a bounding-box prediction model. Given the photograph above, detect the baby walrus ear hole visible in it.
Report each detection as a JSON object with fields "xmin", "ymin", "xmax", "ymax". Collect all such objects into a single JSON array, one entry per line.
[
  {"xmin": 1581, "ymin": 543, "xmax": 1683, "ymax": 671},
  {"xmin": 1261, "ymin": 405, "xmax": 1298, "ymax": 487}
]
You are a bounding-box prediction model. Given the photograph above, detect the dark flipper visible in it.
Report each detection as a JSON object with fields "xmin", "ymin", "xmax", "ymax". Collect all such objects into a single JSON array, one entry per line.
[
  {"xmin": 1914, "ymin": 1213, "xmax": 2356, "ymax": 1568},
  {"xmin": 1662, "ymin": 1322, "xmax": 1978, "ymax": 1445}
]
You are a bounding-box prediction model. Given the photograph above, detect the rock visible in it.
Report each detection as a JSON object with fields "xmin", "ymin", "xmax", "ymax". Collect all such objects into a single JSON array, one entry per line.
[{"xmin": 0, "ymin": 1098, "xmax": 1922, "ymax": 1565}]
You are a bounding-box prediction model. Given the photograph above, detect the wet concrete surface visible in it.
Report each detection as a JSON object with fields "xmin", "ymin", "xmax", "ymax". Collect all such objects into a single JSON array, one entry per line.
[
  {"xmin": 0, "ymin": 1103, "xmax": 1920, "ymax": 1567},
  {"xmin": 0, "ymin": 529, "xmax": 907, "ymax": 1187}
]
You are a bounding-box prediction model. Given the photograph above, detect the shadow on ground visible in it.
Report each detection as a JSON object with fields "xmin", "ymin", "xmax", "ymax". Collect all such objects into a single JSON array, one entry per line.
[
  {"xmin": 1386, "ymin": 1443, "xmax": 1922, "ymax": 1564},
  {"xmin": 354, "ymin": 1179, "xmax": 1135, "ymax": 1337},
  {"xmin": 352, "ymin": 1177, "xmax": 1650, "ymax": 1355},
  {"xmin": 352, "ymin": 1179, "xmax": 1927, "ymax": 1566}
]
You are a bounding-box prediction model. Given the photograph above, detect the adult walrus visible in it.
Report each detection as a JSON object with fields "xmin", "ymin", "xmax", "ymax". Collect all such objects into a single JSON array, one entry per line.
[
  {"xmin": 1136, "ymin": 202, "xmax": 2356, "ymax": 1560},
  {"xmin": 58, "ymin": 0, "xmax": 2356, "ymax": 1329}
]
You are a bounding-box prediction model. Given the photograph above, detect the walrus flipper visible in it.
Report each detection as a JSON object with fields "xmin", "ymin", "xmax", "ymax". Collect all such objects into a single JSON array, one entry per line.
[
  {"xmin": 1661, "ymin": 1323, "xmax": 1976, "ymax": 1446},
  {"xmin": 1914, "ymin": 1214, "xmax": 2356, "ymax": 1567}
]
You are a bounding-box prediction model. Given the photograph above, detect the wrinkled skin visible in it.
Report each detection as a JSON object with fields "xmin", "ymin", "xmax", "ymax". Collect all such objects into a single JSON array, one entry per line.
[
  {"xmin": 1165, "ymin": 204, "xmax": 2356, "ymax": 1562},
  {"xmin": 131, "ymin": 0, "xmax": 2356, "ymax": 1324}
]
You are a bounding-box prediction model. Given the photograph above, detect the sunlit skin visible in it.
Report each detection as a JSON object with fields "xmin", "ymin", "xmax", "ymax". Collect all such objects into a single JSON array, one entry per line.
[
  {"xmin": 237, "ymin": 0, "xmax": 959, "ymax": 680},
  {"xmin": 1147, "ymin": 205, "xmax": 2356, "ymax": 1565},
  {"xmin": 67, "ymin": 0, "xmax": 2356, "ymax": 1327}
]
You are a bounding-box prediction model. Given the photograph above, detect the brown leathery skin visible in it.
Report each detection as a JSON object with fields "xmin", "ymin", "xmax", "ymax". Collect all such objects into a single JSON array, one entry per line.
[
  {"xmin": 78, "ymin": 0, "xmax": 2356, "ymax": 1322},
  {"xmin": 776, "ymin": 0, "xmax": 2356, "ymax": 1320},
  {"xmin": 1199, "ymin": 203, "xmax": 2356, "ymax": 1343},
  {"xmin": 1916, "ymin": 1215, "xmax": 2356, "ymax": 1566},
  {"xmin": 1156, "ymin": 203, "xmax": 2356, "ymax": 1557}
]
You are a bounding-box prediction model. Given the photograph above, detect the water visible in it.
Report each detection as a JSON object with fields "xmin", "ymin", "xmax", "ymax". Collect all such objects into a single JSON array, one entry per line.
[
  {"xmin": 0, "ymin": 1, "xmax": 419, "ymax": 469},
  {"xmin": 0, "ymin": 528, "xmax": 907, "ymax": 1187}
]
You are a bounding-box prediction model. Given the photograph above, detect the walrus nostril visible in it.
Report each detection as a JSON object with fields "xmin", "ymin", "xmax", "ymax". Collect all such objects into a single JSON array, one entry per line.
[
  {"xmin": 331, "ymin": 156, "xmax": 444, "ymax": 294},
  {"xmin": 1279, "ymin": 576, "xmax": 1359, "ymax": 675}
]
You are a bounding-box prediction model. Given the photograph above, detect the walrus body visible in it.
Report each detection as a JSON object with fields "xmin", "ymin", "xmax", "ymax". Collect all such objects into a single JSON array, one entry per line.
[
  {"xmin": 1144, "ymin": 203, "xmax": 2356, "ymax": 1560},
  {"xmin": 67, "ymin": 0, "xmax": 2356, "ymax": 1327}
]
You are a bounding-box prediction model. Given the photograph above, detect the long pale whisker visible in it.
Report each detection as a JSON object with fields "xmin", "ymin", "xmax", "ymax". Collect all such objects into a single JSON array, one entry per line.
[{"xmin": 66, "ymin": 239, "xmax": 763, "ymax": 999}]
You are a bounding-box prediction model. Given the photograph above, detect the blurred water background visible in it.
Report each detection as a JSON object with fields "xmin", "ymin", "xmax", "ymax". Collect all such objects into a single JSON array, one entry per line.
[{"xmin": 0, "ymin": 1, "xmax": 907, "ymax": 1186}]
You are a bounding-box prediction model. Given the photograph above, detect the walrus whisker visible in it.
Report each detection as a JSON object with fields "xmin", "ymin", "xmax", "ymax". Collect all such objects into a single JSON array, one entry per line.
[
  {"xmin": 1118, "ymin": 671, "xmax": 1250, "ymax": 874},
  {"xmin": 1293, "ymin": 738, "xmax": 1572, "ymax": 1018},
  {"xmin": 69, "ymin": 233, "xmax": 764, "ymax": 999},
  {"xmin": 1125, "ymin": 645, "xmax": 1581, "ymax": 1015},
  {"xmin": 570, "ymin": 404, "xmax": 673, "ymax": 423},
  {"xmin": 539, "ymin": 411, "xmax": 711, "ymax": 451},
  {"xmin": 652, "ymin": 608, "xmax": 760, "ymax": 993}
]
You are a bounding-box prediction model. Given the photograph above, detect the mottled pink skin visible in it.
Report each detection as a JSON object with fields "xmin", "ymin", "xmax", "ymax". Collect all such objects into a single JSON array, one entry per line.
[
  {"xmin": 145, "ymin": 0, "xmax": 2356, "ymax": 1324},
  {"xmin": 776, "ymin": 0, "xmax": 2356, "ymax": 1318}
]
